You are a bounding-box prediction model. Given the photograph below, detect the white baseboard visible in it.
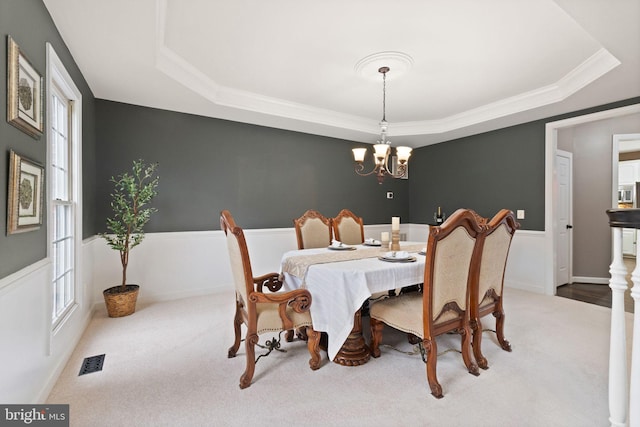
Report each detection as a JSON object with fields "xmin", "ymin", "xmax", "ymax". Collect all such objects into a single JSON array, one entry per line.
[
  {"xmin": 506, "ymin": 279, "xmax": 545, "ymax": 294},
  {"xmin": 572, "ymin": 276, "xmax": 610, "ymax": 285}
]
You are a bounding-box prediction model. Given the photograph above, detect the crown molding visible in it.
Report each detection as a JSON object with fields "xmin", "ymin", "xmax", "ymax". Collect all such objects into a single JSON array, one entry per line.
[{"xmin": 155, "ymin": 0, "xmax": 620, "ymax": 139}]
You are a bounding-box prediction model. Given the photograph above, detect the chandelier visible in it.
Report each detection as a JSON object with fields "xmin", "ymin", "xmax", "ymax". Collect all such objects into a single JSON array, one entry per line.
[{"xmin": 352, "ymin": 66, "xmax": 412, "ymax": 184}]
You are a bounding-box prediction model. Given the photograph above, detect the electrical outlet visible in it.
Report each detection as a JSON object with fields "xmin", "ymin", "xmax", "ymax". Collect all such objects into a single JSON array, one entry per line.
[
  {"xmin": 517, "ymin": 210, "xmax": 525, "ymax": 220},
  {"xmin": 386, "ymin": 191, "xmax": 393, "ymax": 199}
]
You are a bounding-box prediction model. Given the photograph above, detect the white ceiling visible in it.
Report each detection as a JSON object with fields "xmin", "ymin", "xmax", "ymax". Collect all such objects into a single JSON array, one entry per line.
[{"xmin": 42, "ymin": 0, "xmax": 640, "ymax": 148}]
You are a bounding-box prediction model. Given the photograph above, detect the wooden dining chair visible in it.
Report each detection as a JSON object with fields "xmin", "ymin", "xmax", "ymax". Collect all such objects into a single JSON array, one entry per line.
[
  {"xmin": 470, "ymin": 209, "xmax": 519, "ymax": 369},
  {"xmin": 369, "ymin": 209, "xmax": 485, "ymax": 398},
  {"xmin": 221, "ymin": 210, "xmax": 321, "ymax": 389},
  {"xmin": 332, "ymin": 209, "xmax": 364, "ymax": 245},
  {"xmin": 293, "ymin": 209, "xmax": 333, "ymax": 249}
]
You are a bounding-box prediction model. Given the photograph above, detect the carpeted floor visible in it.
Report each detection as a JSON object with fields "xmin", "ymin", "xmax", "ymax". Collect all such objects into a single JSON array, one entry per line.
[{"xmin": 46, "ymin": 287, "xmax": 634, "ymax": 427}]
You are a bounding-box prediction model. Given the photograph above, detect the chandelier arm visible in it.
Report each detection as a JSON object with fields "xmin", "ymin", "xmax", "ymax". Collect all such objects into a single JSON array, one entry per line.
[{"xmin": 354, "ymin": 163, "xmax": 383, "ymax": 177}]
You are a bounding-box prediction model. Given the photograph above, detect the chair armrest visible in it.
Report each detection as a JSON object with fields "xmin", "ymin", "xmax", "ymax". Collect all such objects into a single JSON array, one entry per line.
[
  {"xmin": 248, "ymin": 289, "xmax": 312, "ymax": 331},
  {"xmin": 254, "ymin": 273, "xmax": 284, "ymax": 292}
]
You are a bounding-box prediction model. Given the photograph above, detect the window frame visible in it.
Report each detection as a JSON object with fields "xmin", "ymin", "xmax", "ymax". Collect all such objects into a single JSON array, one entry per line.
[{"xmin": 46, "ymin": 43, "xmax": 83, "ymax": 334}]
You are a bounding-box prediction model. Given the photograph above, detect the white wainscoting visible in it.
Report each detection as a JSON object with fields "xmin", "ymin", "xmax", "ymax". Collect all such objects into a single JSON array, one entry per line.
[
  {"xmin": 0, "ymin": 240, "xmax": 94, "ymax": 403},
  {"xmin": 89, "ymin": 224, "xmax": 547, "ymax": 307}
]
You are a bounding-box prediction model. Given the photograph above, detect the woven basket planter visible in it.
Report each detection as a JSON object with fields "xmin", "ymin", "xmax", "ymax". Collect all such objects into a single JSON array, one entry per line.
[{"xmin": 103, "ymin": 284, "xmax": 140, "ymax": 318}]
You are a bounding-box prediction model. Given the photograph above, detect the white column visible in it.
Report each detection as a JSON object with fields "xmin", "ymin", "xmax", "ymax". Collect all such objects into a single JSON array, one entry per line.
[
  {"xmin": 609, "ymin": 227, "xmax": 629, "ymax": 427},
  {"xmin": 630, "ymin": 235, "xmax": 640, "ymax": 427}
]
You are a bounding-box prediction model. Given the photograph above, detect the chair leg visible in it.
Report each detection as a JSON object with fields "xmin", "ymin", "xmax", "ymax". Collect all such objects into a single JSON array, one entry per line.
[
  {"xmin": 423, "ymin": 338, "xmax": 443, "ymax": 399},
  {"xmin": 460, "ymin": 324, "xmax": 480, "ymax": 376},
  {"xmin": 239, "ymin": 333, "xmax": 258, "ymax": 389},
  {"xmin": 471, "ymin": 317, "xmax": 488, "ymax": 370},
  {"xmin": 369, "ymin": 318, "xmax": 384, "ymax": 358},
  {"xmin": 494, "ymin": 307, "xmax": 512, "ymax": 352},
  {"xmin": 407, "ymin": 333, "xmax": 421, "ymax": 344},
  {"xmin": 228, "ymin": 300, "xmax": 243, "ymax": 358},
  {"xmin": 285, "ymin": 330, "xmax": 294, "ymax": 342},
  {"xmin": 306, "ymin": 327, "xmax": 321, "ymax": 370},
  {"xmin": 285, "ymin": 328, "xmax": 309, "ymax": 342}
]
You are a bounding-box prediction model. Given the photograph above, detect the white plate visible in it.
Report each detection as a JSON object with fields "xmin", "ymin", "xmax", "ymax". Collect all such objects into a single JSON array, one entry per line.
[
  {"xmin": 378, "ymin": 256, "xmax": 417, "ymax": 263},
  {"xmin": 328, "ymin": 245, "xmax": 356, "ymax": 251}
]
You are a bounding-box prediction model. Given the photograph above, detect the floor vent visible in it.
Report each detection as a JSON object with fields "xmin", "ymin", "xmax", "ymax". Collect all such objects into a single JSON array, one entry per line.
[{"xmin": 79, "ymin": 354, "xmax": 105, "ymax": 376}]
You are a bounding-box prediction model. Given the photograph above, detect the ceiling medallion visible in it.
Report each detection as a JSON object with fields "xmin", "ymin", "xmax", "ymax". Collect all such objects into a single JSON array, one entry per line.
[{"xmin": 354, "ymin": 51, "xmax": 414, "ymax": 81}]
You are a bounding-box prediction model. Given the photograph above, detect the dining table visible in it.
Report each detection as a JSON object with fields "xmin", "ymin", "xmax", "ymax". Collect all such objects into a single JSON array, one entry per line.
[{"xmin": 279, "ymin": 241, "xmax": 426, "ymax": 366}]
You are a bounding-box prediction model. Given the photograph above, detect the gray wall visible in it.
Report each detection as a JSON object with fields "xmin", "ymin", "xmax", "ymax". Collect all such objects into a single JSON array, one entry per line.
[
  {"xmin": 95, "ymin": 100, "xmax": 409, "ymax": 232},
  {"xmin": 559, "ymin": 113, "xmax": 640, "ymax": 279},
  {"xmin": 410, "ymin": 98, "xmax": 640, "ymax": 232},
  {"xmin": 0, "ymin": 0, "xmax": 97, "ymax": 279},
  {"xmin": 410, "ymin": 121, "xmax": 545, "ymax": 229},
  {"xmin": 95, "ymin": 98, "xmax": 640, "ymax": 237}
]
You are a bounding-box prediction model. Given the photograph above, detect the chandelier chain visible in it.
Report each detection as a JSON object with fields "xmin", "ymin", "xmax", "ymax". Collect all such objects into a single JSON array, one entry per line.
[{"xmin": 382, "ymin": 69, "xmax": 387, "ymax": 123}]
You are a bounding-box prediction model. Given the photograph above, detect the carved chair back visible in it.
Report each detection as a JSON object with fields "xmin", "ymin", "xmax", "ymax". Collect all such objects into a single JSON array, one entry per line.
[
  {"xmin": 294, "ymin": 210, "xmax": 333, "ymax": 249},
  {"xmin": 221, "ymin": 210, "xmax": 253, "ymax": 307},
  {"xmin": 477, "ymin": 209, "xmax": 519, "ymax": 308},
  {"xmin": 424, "ymin": 209, "xmax": 485, "ymax": 336},
  {"xmin": 333, "ymin": 209, "xmax": 365, "ymax": 245}
]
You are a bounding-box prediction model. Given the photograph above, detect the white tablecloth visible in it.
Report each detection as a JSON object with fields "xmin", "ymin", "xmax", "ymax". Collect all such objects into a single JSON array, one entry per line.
[{"xmin": 280, "ymin": 243, "xmax": 426, "ymax": 361}]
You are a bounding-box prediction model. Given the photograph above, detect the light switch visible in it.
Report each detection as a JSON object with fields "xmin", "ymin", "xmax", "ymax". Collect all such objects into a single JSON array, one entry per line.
[
  {"xmin": 386, "ymin": 191, "xmax": 393, "ymax": 199},
  {"xmin": 517, "ymin": 210, "xmax": 525, "ymax": 220}
]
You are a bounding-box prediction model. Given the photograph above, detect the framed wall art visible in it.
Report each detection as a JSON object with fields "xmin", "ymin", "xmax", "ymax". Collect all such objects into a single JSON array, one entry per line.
[
  {"xmin": 7, "ymin": 36, "xmax": 44, "ymax": 139},
  {"xmin": 7, "ymin": 150, "xmax": 45, "ymax": 234}
]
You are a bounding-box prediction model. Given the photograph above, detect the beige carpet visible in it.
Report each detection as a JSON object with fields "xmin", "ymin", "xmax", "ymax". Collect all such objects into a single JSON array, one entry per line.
[{"xmin": 46, "ymin": 288, "xmax": 634, "ymax": 427}]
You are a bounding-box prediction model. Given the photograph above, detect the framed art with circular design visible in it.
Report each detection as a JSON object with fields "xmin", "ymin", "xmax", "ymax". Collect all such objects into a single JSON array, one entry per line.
[
  {"xmin": 7, "ymin": 36, "xmax": 44, "ymax": 139},
  {"xmin": 7, "ymin": 150, "xmax": 44, "ymax": 234}
]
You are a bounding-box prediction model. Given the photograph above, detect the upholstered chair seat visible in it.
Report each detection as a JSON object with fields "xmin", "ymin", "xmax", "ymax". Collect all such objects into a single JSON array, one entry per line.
[{"xmin": 255, "ymin": 303, "xmax": 314, "ymax": 334}]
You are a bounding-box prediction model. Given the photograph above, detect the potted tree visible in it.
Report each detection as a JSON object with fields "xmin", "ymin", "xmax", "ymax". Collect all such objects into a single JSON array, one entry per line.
[{"xmin": 101, "ymin": 159, "xmax": 159, "ymax": 317}]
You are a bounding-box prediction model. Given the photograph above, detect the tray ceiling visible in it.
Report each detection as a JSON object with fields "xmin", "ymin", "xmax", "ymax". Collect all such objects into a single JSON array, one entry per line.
[{"xmin": 43, "ymin": 0, "xmax": 640, "ymax": 147}]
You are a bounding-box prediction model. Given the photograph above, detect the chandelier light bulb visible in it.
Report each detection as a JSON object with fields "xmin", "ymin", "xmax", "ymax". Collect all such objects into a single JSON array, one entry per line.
[
  {"xmin": 396, "ymin": 146, "xmax": 412, "ymax": 164},
  {"xmin": 352, "ymin": 148, "xmax": 367, "ymax": 163}
]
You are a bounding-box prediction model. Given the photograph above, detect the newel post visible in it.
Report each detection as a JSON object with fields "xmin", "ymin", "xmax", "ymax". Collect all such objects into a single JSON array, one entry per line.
[{"xmin": 606, "ymin": 209, "xmax": 640, "ymax": 427}]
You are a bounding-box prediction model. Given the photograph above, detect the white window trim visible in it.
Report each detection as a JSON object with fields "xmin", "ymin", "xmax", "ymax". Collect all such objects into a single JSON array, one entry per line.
[{"xmin": 46, "ymin": 43, "xmax": 83, "ymax": 340}]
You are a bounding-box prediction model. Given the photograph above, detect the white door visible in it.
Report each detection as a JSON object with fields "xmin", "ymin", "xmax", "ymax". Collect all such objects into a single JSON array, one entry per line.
[{"xmin": 556, "ymin": 151, "xmax": 572, "ymax": 288}]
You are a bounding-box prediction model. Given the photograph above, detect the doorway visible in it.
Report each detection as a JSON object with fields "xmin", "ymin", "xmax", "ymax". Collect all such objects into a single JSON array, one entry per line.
[{"xmin": 545, "ymin": 104, "xmax": 640, "ymax": 296}]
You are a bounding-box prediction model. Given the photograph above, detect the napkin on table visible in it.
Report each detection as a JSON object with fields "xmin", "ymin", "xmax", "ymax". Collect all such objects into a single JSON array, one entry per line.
[
  {"xmin": 331, "ymin": 239, "xmax": 344, "ymax": 248},
  {"xmin": 385, "ymin": 250, "xmax": 409, "ymax": 259}
]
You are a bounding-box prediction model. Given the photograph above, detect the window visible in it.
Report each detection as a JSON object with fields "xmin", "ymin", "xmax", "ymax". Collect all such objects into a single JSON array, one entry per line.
[
  {"xmin": 47, "ymin": 44, "xmax": 82, "ymax": 329},
  {"xmin": 50, "ymin": 85, "xmax": 74, "ymax": 323}
]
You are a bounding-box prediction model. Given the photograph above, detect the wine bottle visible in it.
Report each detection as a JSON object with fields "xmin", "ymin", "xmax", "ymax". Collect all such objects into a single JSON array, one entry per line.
[{"xmin": 435, "ymin": 206, "xmax": 444, "ymax": 224}]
